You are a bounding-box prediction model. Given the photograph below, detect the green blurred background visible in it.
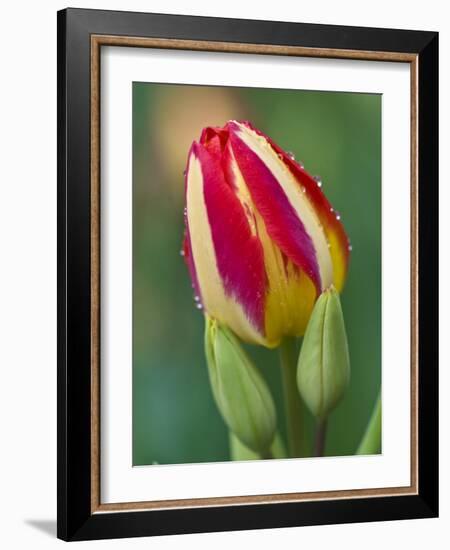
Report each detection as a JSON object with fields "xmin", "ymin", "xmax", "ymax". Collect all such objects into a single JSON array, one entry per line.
[{"xmin": 132, "ymin": 82, "xmax": 381, "ymax": 466}]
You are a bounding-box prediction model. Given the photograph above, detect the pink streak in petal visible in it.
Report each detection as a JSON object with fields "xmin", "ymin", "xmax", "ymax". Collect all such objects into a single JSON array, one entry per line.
[{"xmin": 193, "ymin": 142, "xmax": 267, "ymax": 334}]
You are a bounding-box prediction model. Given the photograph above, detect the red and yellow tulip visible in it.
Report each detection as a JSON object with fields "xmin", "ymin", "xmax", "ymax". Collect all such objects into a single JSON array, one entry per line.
[{"xmin": 183, "ymin": 120, "xmax": 350, "ymax": 348}]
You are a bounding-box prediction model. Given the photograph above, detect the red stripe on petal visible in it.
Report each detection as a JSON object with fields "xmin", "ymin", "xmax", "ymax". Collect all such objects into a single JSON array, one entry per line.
[
  {"xmin": 227, "ymin": 125, "xmax": 322, "ymax": 294},
  {"xmin": 193, "ymin": 142, "xmax": 267, "ymax": 334}
]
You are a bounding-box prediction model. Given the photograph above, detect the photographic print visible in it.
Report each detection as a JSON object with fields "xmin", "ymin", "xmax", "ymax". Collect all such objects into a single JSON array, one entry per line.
[{"xmin": 132, "ymin": 83, "xmax": 382, "ymax": 466}]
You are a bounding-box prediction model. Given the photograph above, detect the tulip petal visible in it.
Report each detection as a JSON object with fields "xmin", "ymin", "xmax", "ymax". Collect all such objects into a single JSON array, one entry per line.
[
  {"xmin": 185, "ymin": 142, "xmax": 267, "ymax": 345},
  {"xmin": 239, "ymin": 120, "xmax": 350, "ymax": 292},
  {"xmin": 222, "ymin": 141, "xmax": 317, "ymax": 345},
  {"xmin": 228, "ymin": 121, "xmax": 333, "ymax": 295},
  {"xmin": 199, "ymin": 143, "xmax": 267, "ymax": 333}
]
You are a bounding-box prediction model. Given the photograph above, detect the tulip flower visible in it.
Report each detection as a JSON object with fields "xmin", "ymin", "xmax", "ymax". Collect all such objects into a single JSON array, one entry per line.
[{"xmin": 183, "ymin": 120, "xmax": 350, "ymax": 348}]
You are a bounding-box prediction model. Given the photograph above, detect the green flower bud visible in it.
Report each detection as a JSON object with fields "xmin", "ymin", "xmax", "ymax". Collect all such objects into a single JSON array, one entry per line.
[
  {"xmin": 205, "ymin": 316, "xmax": 276, "ymax": 455},
  {"xmin": 297, "ymin": 286, "xmax": 350, "ymax": 419}
]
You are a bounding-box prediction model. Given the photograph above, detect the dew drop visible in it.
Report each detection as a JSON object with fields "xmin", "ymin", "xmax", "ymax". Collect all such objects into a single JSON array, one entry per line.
[
  {"xmin": 287, "ymin": 151, "xmax": 295, "ymax": 160},
  {"xmin": 335, "ymin": 212, "xmax": 341, "ymax": 221},
  {"xmin": 194, "ymin": 295, "xmax": 200, "ymax": 302},
  {"xmin": 298, "ymin": 160, "xmax": 305, "ymax": 169},
  {"xmin": 196, "ymin": 303, "xmax": 203, "ymax": 310},
  {"xmin": 301, "ymin": 186, "xmax": 306, "ymax": 193},
  {"xmin": 348, "ymin": 244, "xmax": 353, "ymax": 252},
  {"xmin": 183, "ymin": 170, "xmax": 187, "ymax": 177},
  {"xmin": 330, "ymin": 207, "xmax": 334, "ymax": 213},
  {"xmin": 179, "ymin": 249, "xmax": 185, "ymax": 257},
  {"xmin": 313, "ymin": 175, "xmax": 323, "ymax": 187}
]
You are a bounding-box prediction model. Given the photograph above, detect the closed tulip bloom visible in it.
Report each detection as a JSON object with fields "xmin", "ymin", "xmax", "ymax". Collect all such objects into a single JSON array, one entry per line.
[
  {"xmin": 183, "ymin": 120, "xmax": 350, "ymax": 348},
  {"xmin": 205, "ymin": 317, "xmax": 277, "ymax": 454},
  {"xmin": 297, "ymin": 286, "xmax": 351, "ymax": 419}
]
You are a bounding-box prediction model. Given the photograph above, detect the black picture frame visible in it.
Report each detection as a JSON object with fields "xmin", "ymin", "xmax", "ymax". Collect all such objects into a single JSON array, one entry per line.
[{"xmin": 57, "ymin": 7, "xmax": 438, "ymax": 541}]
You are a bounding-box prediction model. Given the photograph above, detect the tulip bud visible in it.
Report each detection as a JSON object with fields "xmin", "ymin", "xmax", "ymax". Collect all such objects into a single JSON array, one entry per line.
[
  {"xmin": 205, "ymin": 316, "xmax": 276, "ymax": 455},
  {"xmin": 183, "ymin": 120, "xmax": 351, "ymax": 348},
  {"xmin": 297, "ymin": 286, "xmax": 350, "ymax": 419}
]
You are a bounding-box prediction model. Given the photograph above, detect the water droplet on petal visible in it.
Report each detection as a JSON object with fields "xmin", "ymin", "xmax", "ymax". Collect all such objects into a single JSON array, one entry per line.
[
  {"xmin": 330, "ymin": 207, "xmax": 334, "ymax": 213},
  {"xmin": 194, "ymin": 295, "xmax": 200, "ymax": 302},
  {"xmin": 196, "ymin": 303, "xmax": 203, "ymax": 310},
  {"xmin": 301, "ymin": 186, "xmax": 306, "ymax": 193},
  {"xmin": 287, "ymin": 151, "xmax": 295, "ymax": 160},
  {"xmin": 348, "ymin": 244, "xmax": 353, "ymax": 252},
  {"xmin": 183, "ymin": 170, "xmax": 187, "ymax": 177},
  {"xmin": 313, "ymin": 175, "xmax": 323, "ymax": 187},
  {"xmin": 298, "ymin": 160, "xmax": 305, "ymax": 169},
  {"xmin": 335, "ymin": 212, "xmax": 341, "ymax": 221},
  {"xmin": 179, "ymin": 249, "xmax": 185, "ymax": 256}
]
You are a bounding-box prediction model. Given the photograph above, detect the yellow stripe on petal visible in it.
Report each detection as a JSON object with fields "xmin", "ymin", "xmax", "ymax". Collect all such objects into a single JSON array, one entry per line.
[
  {"xmin": 186, "ymin": 150, "xmax": 267, "ymax": 346},
  {"xmin": 265, "ymin": 268, "xmax": 317, "ymax": 345},
  {"xmin": 328, "ymin": 229, "xmax": 347, "ymax": 292}
]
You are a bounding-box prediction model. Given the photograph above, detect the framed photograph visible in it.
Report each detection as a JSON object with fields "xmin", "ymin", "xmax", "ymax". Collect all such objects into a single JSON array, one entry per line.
[{"xmin": 57, "ymin": 8, "xmax": 438, "ymax": 541}]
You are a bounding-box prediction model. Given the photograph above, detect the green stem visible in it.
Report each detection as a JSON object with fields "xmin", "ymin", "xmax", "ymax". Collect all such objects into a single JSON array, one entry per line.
[
  {"xmin": 314, "ymin": 418, "xmax": 328, "ymax": 457},
  {"xmin": 356, "ymin": 393, "xmax": 382, "ymax": 455},
  {"xmin": 279, "ymin": 337, "xmax": 304, "ymax": 458}
]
